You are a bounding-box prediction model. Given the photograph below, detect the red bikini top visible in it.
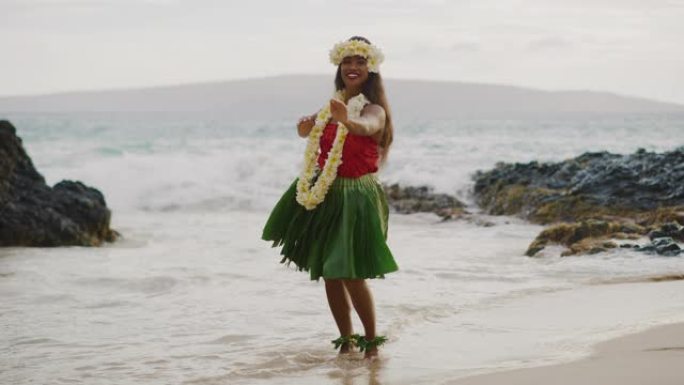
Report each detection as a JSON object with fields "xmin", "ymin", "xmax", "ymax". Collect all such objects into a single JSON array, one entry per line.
[{"xmin": 317, "ymin": 122, "xmax": 380, "ymax": 178}]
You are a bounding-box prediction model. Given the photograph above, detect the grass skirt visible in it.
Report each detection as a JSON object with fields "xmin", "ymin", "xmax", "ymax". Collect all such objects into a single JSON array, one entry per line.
[{"xmin": 262, "ymin": 173, "xmax": 399, "ymax": 281}]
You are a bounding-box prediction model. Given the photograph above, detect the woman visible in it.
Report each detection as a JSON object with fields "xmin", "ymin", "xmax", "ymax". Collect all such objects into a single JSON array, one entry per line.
[{"xmin": 261, "ymin": 36, "xmax": 398, "ymax": 359}]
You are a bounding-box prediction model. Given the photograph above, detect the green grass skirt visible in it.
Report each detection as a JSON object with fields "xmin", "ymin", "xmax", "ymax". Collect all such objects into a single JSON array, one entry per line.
[{"xmin": 261, "ymin": 173, "xmax": 399, "ymax": 281}]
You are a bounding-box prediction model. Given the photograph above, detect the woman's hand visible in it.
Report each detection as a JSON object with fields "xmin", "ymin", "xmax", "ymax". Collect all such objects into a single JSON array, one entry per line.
[
  {"xmin": 297, "ymin": 114, "xmax": 316, "ymax": 137},
  {"xmin": 330, "ymin": 98, "xmax": 348, "ymax": 125}
]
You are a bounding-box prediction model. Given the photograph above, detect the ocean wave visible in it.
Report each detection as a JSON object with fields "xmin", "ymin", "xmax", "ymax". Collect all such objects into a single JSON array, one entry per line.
[{"xmin": 7, "ymin": 113, "xmax": 684, "ymax": 214}]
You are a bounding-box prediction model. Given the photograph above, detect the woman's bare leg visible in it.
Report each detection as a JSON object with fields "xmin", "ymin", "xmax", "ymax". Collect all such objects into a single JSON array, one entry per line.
[
  {"xmin": 342, "ymin": 279, "xmax": 378, "ymax": 358},
  {"xmin": 324, "ymin": 278, "xmax": 353, "ymax": 353}
]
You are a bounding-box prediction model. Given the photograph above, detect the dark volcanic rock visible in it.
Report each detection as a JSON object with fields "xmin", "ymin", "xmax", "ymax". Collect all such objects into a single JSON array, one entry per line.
[
  {"xmin": 648, "ymin": 221, "xmax": 684, "ymax": 242},
  {"xmin": 525, "ymin": 219, "xmax": 643, "ymax": 257},
  {"xmin": 473, "ymin": 147, "xmax": 684, "ymax": 224},
  {"xmin": 626, "ymin": 222, "xmax": 684, "ymax": 257},
  {"xmin": 634, "ymin": 237, "xmax": 681, "ymax": 257},
  {"xmin": 0, "ymin": 120, "xmax": 118, "ymax": 246},
  {"xmin": 473, "ymin": 147, "xmax": 684, "ymax": 257},
  {"xmin": 383, "ymin": 183, "xmax": 468, "ymax": 220}
]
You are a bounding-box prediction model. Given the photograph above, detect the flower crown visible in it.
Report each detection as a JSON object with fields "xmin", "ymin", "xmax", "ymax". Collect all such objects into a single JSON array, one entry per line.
[{"xmin": 329, "ymin": 39, "xmax": 384, "ymax": 73}]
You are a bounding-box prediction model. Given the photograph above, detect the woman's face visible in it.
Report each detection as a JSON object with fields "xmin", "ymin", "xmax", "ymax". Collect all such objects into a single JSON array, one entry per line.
[{"xmin": 340, "ymin": 55, "xmax": 369, "ymax": 89}]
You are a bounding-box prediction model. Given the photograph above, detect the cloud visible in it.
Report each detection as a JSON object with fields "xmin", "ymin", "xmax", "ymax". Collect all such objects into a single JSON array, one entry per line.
[
  {"xmin": 451, "ymin": 42, "xmax": 481, "ymax": 53},
  {"xmin": 527, "ymin": 37, "xmax": 574, "ymax": 52}
]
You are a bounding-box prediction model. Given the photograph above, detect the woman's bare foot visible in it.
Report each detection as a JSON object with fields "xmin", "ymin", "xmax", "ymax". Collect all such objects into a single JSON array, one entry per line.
[
  {"xmin": 338, "ymin": 341, "xmax": 353, "ymax": 354},
  {"xmin": 359, "ymin": 335, "xmax": 386, "ymax": 360},
  {"xmin": 333, "ymin": 335, "xmax": 358, "ymax": 354},
  {"xmin": 363, "ymin": 345, "xmax": 379, "ymax": 360}
]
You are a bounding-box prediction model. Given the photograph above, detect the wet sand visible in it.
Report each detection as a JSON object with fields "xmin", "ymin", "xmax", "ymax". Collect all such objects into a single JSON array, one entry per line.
[{"xmin": 448, "ymin": 322, "xmax": 684, "ymax": 385}]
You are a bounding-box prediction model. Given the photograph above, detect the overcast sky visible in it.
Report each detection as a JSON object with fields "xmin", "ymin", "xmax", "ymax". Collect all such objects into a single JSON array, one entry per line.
[{"xmin": 1, "ymin": 0, "xmax": 683, "ymax": 104}]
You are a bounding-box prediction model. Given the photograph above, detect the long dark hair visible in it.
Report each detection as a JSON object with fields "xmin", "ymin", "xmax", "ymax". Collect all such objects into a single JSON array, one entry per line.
[{"xmin": 334, "ymin": 36, "xmax": 394, "ymax": 166}]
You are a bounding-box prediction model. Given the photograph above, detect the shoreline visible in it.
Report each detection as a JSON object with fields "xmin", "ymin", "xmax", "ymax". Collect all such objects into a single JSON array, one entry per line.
[{"xmin": 447, "ymin": 321, "xmax": 684, "ymax": 385}]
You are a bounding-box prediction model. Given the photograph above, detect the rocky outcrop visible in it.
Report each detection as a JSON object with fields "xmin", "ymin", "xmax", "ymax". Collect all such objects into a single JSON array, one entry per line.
[
  {"xmin": 626, "ymin": 222, "xmax": 683, "ymax": 257},
  {"xmin": 473, "ymin": 148, "xmax": 684, "ymax": 224},
  {"xmin": 0, "ymin": 120, "xmax": 118, "ymax": 246},
  {"xmin": 383, "ymin": 183, "xmax": 468, "ymax": 220},
  {"xmin": 473, "ymin": 147, "xmax": 684, "ymax": 257},
  {"xmin": 525, "ymin": 219, "xmax": 642, "ymax": 257}
]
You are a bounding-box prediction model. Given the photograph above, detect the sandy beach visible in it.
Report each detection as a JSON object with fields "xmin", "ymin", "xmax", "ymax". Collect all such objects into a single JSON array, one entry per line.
[{"xmin": 449, "ymin": 322, "xmax": 684, "ymax": 385}]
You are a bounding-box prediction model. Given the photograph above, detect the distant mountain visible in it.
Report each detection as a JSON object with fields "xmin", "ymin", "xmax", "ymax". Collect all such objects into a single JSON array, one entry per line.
[{"xmin": 1, "ymin": 75, "xmax": 683, "ymax": 120}]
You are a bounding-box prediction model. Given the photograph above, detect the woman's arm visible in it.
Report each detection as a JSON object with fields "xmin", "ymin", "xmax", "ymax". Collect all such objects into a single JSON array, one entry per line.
[{"xmin": 330, "ymin": 99, "xmax": 385, "ymax": 136}]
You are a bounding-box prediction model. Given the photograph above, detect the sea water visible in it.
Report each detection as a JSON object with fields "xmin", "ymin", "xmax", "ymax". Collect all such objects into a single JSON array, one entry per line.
[{"xmin": 2, "ymin": 112, "xmax": 684, "ymax": 384}]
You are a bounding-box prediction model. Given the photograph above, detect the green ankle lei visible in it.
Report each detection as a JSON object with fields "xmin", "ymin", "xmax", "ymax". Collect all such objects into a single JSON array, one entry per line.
[{"xmin": 331, "ymin": 334, "xmax": 388, "ymax": 352}]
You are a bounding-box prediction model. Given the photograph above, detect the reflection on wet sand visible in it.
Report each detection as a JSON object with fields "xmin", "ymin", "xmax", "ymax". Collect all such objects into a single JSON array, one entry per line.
[{"xmin": 331, "ymin": 353, "xmax": 385, "ymax": 385}]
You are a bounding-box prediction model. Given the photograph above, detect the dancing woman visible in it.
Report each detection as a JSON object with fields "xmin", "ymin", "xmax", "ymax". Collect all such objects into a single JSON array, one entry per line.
[{"xmin": 262, "ymin": 36, "xmax": 398, "ymax": 359}]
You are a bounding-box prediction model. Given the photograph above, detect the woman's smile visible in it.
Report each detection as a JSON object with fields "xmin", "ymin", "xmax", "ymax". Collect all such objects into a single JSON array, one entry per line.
[{"xmin": 346, "ymin": 72, "xmax": 360, "ymax": 80}]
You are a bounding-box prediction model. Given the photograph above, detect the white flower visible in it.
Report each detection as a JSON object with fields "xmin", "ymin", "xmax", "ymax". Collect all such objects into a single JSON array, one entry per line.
[
  {"xmin": 328, "ymin": 40, "xmax": 384, "ymax": 73},
  {"xmin": 347, "ymin": 93, "xmax": 369, "ymax": 118}
]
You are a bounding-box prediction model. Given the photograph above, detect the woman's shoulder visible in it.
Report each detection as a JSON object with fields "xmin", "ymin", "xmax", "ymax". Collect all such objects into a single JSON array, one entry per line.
[{"xmin": 362, "ymin": 103, "xmax": 385, "ymax": 116}]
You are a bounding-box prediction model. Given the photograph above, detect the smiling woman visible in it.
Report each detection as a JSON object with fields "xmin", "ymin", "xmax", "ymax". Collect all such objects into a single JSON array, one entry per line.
[{"xmin": 261, "ymin": 36, "xmax": 398, "ymax": 360}]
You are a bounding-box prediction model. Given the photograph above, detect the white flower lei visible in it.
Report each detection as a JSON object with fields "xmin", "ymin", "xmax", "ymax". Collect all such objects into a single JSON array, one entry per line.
[
  {"xmin": 329, "ymin": 40, "xmax": 384, "ymax": 73},
  {"xmin": 296, "ymin": 91, "xmax": 370, "ymax": 210}
]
